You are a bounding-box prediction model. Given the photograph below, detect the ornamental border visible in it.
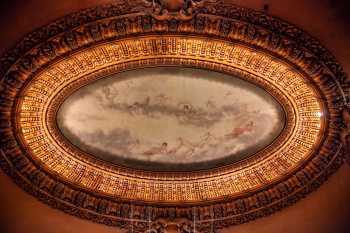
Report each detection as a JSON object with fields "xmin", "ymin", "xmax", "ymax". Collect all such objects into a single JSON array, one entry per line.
[{"xmin": 15, "ymin": 36, "xmax": 322, "ymax": 203}]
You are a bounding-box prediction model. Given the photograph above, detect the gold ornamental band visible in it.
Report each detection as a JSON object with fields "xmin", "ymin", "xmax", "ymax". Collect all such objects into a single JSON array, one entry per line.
[{"xmin": 17, "ymin": 35, "xmax": 324, "ymax": 203}]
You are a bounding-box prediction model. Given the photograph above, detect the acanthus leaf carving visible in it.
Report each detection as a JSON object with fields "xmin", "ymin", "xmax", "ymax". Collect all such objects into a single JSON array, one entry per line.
[{"xmin": 140, "ymin": 0, "xmax": 220, "ymax": 21}]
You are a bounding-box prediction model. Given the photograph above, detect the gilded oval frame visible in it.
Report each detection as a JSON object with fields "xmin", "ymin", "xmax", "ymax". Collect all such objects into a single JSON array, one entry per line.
[{"xmin": 16, "ymin": 36, "xmax": 322, "ymax": 203}]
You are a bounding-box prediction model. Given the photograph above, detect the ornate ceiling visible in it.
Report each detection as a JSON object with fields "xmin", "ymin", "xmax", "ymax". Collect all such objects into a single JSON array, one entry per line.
[{"xmin": 0, "ymin": 0, "xmax": 349, "ymax": 233}]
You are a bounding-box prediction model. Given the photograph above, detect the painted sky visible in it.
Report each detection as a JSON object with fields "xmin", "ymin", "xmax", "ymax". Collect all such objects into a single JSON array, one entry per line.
[{"xmin": 57, "ymin": 67, "xmax": 285, "ymax": 170}]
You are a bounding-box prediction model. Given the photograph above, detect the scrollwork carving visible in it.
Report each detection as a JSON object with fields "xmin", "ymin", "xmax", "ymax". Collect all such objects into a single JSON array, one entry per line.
[{"xmin": 141, "ymin": 0, "xmax": 219, "ymax": 21}]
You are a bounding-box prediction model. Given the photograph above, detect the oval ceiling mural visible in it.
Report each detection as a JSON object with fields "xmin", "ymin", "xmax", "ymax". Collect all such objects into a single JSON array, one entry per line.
[
  {"xmin": 57, "ymin": 67, "xmax": 285, "ymax": 170},
  {"xmin": 0, "ymin": 1, "xmax": 348, "ymax": 232}
]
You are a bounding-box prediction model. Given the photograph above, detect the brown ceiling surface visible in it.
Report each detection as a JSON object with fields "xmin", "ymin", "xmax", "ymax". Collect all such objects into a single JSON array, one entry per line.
[{"xmin": 0, "ymin": 0, "xmax": 349, "ymax": 233}]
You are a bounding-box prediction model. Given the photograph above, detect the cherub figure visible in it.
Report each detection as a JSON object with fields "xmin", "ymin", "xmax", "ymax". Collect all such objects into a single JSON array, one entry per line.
[
  {"xmin": 197, "ymin": 131, "xmax": 217, "ymax": 149},
  {"xmin": 225, "ymin": 121, "xmax": 255, "ymax": 139},
  {"xmin": 175, "ymin": 137, "xmax": 196, "ymax": 156},
  {"xmin": 127, "ymin": 97, "xmax": 151, "ymax": 115},
  {"xmin": 143, "ymin": 142, "xmax": 169, "ymax": 156}
]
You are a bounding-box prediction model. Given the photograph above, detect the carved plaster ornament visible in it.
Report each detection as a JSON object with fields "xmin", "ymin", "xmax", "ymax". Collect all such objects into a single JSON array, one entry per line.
[
  {"xmin": 142, "ymin": 0, "xmax": 219, "ymax": 20},
  {"xmin": 137, "ymin": 218, "xmax": 201, "ymax": 233}
]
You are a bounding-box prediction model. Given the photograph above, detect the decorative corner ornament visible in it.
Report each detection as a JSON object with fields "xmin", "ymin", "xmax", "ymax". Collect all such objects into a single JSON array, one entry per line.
[{"xmin": 142, "ymin": 0, "xmax": 219, "ymax": 20}]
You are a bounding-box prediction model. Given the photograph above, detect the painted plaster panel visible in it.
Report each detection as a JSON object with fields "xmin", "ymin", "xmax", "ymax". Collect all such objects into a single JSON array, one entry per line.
[{"xmin": 57, "ymin": 67, "xmax": 285, "ymax": 170}]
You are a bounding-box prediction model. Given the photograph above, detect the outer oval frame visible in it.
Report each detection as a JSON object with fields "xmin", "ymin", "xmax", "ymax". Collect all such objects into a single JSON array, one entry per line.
[{"xmin": 16, "ymin": 35, "xmax": 322, "ymax": 204}]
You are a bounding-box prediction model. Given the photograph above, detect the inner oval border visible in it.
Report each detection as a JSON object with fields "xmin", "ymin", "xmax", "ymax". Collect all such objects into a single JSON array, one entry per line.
[{"xmin": 54, "ymin": 65, "xmax": 288, "ymax": 171}]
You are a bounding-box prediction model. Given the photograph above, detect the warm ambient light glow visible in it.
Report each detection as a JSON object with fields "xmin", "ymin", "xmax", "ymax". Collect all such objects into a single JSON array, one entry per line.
[{"xmin": 17, "ymin": 36, "xmax": 322, "ymax": 202}]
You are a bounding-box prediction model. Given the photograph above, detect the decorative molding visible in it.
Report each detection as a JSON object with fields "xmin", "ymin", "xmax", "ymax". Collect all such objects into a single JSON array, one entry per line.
[
  {"xmin": 17, "ymin": 37, "xmax": 320, "ymax": 203},
  {"xmin": 0, "ymin": 1, "xmax": 348, "ymax": 232},
  {"xmin": 140, "ymin": 0, "xmax": 220, "ymax": 21}
]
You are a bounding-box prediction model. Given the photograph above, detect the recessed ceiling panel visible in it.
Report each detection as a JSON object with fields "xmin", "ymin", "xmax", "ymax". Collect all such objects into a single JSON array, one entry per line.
[{"xmin": 57, "ymin": 67, "xmax": 285, "ymax": 170}]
